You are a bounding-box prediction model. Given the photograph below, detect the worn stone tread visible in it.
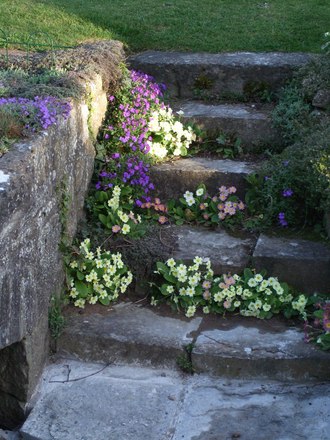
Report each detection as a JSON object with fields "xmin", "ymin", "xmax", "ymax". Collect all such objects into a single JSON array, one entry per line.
[
  {"xmin": 252, "ymin": 234, "xmax": 330, "ymax": 294},
  {"xmin": 129, "ymin": 51, "xmax": 313, "ymax": 99},
  {"xmin": 173, "ymin": 100, "xmax": 279, "ymax": 148},
  {"xmin": 150, "ymin": 156, "xmax": 258, "ymax": 200},
  {"xmin": 172, "ymin": 225, "xmax": 256, "ymax": 275},
  {"xmin": 57, "ymin": 303, "xmax": 330, "ymax": 382},
  {"xmin": 20, "ymin": 361, "xmax": 330, "ymax": 440}
]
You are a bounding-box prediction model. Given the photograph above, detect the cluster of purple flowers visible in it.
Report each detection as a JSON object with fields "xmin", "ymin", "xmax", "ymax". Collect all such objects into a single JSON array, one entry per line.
[
  {"xmin": 0, "ymin": 96, "xmax": 71, "ymax": 133},
  {"xmin": 278, "ymin": 212, "xmax": 288, "ymax": 227},
  {"xmin": 103, "ymin": 70, "xmax": 165, "ymax": 155},
  {"xmin": 95, "ymin": 71, "xmax": 168, "ymax": 202},
  {"xmin": 96, "ymin": 153, "xmax": 154, "ymax": 203}
]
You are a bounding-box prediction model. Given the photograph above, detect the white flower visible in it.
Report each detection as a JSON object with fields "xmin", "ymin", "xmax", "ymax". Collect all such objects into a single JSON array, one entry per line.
[
  {"xmin": 203, "ymin": 306, "xmax": 210, "ymax": 314},
  {"xmin": 166, "ymin": 285, "xmax": 174, "ymax": 293},
  {"xmin": 166, "ymin": 258, "xmax": 176, "ymax": 268},
  {"xmin": 185, "ymin": 305, "xmax": 196, "ymax": 318},
  {"xmin": 254, "ymin": 274, "xmax": 263, "ymax": 283},
  {"xmin": 248, "ymin": 278, "xmax": 257, "ymax": 288},
  {"xmin": 196, "ymin": 188, "xmax": 204, "ymax": 197},
  {"xmin": 122, "ymin": 224, "xmax": 130, "ymax": 235}
]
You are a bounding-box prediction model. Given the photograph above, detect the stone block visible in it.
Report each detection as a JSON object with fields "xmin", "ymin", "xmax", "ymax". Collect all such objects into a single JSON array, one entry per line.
[
  {"xmin": 192, "ymin": 320, "xmax": 330, "ymax": 381},
  {"xmin": 129, "ymin": 51, "xmax": 314, "ymax": 99},
  {"xmin": 175, "ymin": 101, "xmax": 280, "ymax": 149},
  {"xmin": 58, "ymin": 303, "xmax": 202, "ymax": 368},
  {"xmin": 252, "ymin": 234, "xmax": 330, "ymax": 294},
  {"xmin": 173, "ymin": 226, "xmax": 256, "ymax": 274},
  {"xmin": 150, "ymin": 157, "xmax": 258, "ymax": 200}
]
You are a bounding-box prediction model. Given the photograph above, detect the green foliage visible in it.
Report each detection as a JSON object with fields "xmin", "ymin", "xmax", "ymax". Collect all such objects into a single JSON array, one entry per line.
[
  {"xmin": 245, "ymin": 122, "xmax": 330, "ymax": 230},
  {"xmin": 49, "ymin": 295, "xmax": 66, "ymax": 340},
  {"xmin": 272, "ymin": 53, "xmax": 330, "ymax": 145},
  {"xmin": 66, "ymin": 239, "xmax": 133, "ymax": 308},
  {"xmin": 0, "ymin": 68, "xmax": 83, "ymax": 100},
  {"xmin": 272, "ymin": 82, "xmax": 313, "ymax": 145},
  {"xmin": 177, "ymin": 344, "xmax": 195, "ymax": 374}
]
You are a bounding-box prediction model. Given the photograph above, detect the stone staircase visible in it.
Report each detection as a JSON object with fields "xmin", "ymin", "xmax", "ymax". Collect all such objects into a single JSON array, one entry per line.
[{"xmin": 19, "ymin": 52, "xmax": 330, "ymax": 440}]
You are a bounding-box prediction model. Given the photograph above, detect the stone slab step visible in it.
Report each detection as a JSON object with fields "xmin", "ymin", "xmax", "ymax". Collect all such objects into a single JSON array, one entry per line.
[
  {"xmin": 192, "ymin": 316, "xmax": 330, "ymax": 381},
  {"xmin": 150, "ymin": 157, "xmax": 258, "ymax": 200},
  {"xmin": 58, "ymin": 302, "xmax": 202, "ymax": 368},
  {"xmin": 57, "ymin": 303, "xmax": 329, "ymax": 382},
  {"xmin": 252, "ymin": 234, "xmax": 330, "ymax": 294},
  {"xmin": 173, "ymin": 101, "xmax": 279, "ymax": 149},
  {"xmin": 172, "ymin": 225, "xmax": 256, "ymax": 275},
  {"xmin": 129, "ymin": 51, "xmax": 313, "ymax": 99},
  {"xmin": 20, "ymin": 361, "xmax": 330, "ymax": 440}
]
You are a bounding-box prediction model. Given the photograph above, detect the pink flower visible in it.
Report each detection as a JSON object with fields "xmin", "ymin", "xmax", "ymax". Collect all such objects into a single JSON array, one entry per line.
[
  {"xmin": 203, "ymin": 290, "xmax": 211, "ymax": 300},
  {"xmin": 199, "ymin": 203, "xmax": 207, "ymax": 210},
  {"xmin": 218, "ymin": 212, "xmax": 226, "ymax": 220},
  {"xmin": 112, "ymin": 225, "xmax": 121, "ymax": 233},
  {"xmin": 238, "ymin": 201, "xmax": 245, "ymax": 210},
  {"xmin": 223, "ymin": 300, "xmax": 231, "ymax": 309},
  {"xmin": 229, "ymin": 186, "xmax": 237, "ymax": 194},
  {"xmin": 219, "ymin": 193, "xmax": 227, "ymax": 202},
  {"xmin": 202, "ymin": 280, "xmax": 211, "ymax": 289},
  {"xmin": 158, "ymin": 216, "xmax": 168, "ymax": 224},
  {"xmin": 203, "ymin": 213, "xmax": 209, "ymax": 220}
]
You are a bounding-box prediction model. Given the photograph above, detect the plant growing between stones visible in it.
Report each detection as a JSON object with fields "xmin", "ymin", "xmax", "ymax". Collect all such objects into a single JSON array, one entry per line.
[
  {"xmin": 151, "ymin": 257, "xmax": 309, "ymax": 320},
  {"xmin": 66, "ymin": 239, "xmax": 133, "ymax": 308},
  {"xmin": 49, "ymin": 295, "xmax": 66, "ymax": 340},
  {"xmin": 177, "ymin": 343, "xmax": 195, "ymax": 374},
  {"xmin": 167, "ymin": 184, "xmax": 245, "ymax": 229}
]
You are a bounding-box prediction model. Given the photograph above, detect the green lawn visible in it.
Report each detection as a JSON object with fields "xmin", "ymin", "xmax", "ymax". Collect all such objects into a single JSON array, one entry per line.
[{"xmin": 0, "ymin": 0, "xmax": 329, "ymax": 53}]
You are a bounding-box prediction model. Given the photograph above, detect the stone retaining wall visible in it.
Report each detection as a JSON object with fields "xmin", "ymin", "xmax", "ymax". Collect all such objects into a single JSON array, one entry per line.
[{"xmin": 0, "ymin": 41, "xmax": 124, "ymax": 428}]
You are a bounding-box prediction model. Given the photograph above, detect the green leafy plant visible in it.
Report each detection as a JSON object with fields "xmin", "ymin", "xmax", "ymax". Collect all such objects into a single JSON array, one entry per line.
[
  {"xmin": 49, "ymin": 295, "xmax": 66, "ymax": 340},
  {"xmin": 66, "ymin": 238, "xmax": 133, "ymax": 308},
  {"xmin": 151, "ymin": 257, "xmax": 307, "ymax": 320},
  {"xmin": 304, "ymin": 299, "xmax": 330, "ymax": 351},
  {"xmin": 245, "ymin": 122, "xmax": 330, "ymax": 231},
  {"xmin": 167, "ymin": 184, "xmax": 245, "ymax": 229},
  {"xmin": 89, "ymin": 185, "xmax": 146, "ymax": 239}
]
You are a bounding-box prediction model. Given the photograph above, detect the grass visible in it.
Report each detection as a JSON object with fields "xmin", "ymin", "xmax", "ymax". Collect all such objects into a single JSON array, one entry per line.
[{"xmin": 0, "ymin": 0, "xmax": 329, "ymax": 53}]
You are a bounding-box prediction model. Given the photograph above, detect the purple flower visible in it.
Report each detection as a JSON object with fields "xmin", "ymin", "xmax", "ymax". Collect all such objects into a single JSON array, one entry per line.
[
  {"xmin": 282, "ymin": 188, "xmax": 293, "ymax": 197},
  {"xmin": 278, "ymin": 212, "xmax": 288, "ymax": 227}
]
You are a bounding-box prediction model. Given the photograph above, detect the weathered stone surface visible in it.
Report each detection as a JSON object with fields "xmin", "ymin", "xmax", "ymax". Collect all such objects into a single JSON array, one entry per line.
[
  {"xmin": 173, "ymin": 376, "xmax": 330, "ymax": 440},
  {"xmin": 20, "ymin": 361, "xmax": 330, "ymax": 440},
  {"xmin": 192, "ymin": 320, "xmax": 330, "ymax": 381},
  {"xmin": 0, "ymin": 41, "xmax": 124, "ymax": 428},
  {"xmin": 58, "ymin": 302, "xmax": 202, "ymax": 368},
  {"xmin": 150, "ymin": 157, "xmax": 258, "ymax": 200},
  {"xmin": 0, "ymin": 315, "xmax": 49, "ymax": 428},
  {"xmin": 20, "ymin": 363, "xmax": 184, "ymax": 440},
  {"xmin": 252, "ymin": 234, "xmax": 330, "ymax": 294},
  {"xmin": 312, "ymin": 89, "xmax": 330, "ymax": 109},
  {"xmin": 0, "ymin": 428, "xmax": 20, "ymax": 440},
  {"xmin": 173, "ymin": 226, "xmax": 256, "ymax": 274},
  {"xmin": 174, "ymin": 101, "xmax": 280, "ymax": 148},
  {"xmin": 129, "ymin": 51, "xmax": 313, "ymax": 98}
]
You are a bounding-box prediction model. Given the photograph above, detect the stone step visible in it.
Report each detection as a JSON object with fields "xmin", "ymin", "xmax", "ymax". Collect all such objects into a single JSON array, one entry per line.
[
  {"xmin": 252, "ymin": 234, "xmax": 330, "ymax": 294},
  {"xmin": 172, "ymin": 226, "xmax": 256, "ymax": 275},
  {"xmin": 57, "ymin": 303, "xmax": 330, "ymax": 383},
  {"xmin": 129, "ymin": 51, "xmax": 313, "ymax": 99},
  {"xmin": 150, "ymin": 157, "xmax": 258, "ymax": 200},
  {"xmin": 20, "ymin": 360, "xmax": 330, "ymax": 440},
  {"xmin": 173, "ymin": 101, "xmax": 280, "ymax": 149}
]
